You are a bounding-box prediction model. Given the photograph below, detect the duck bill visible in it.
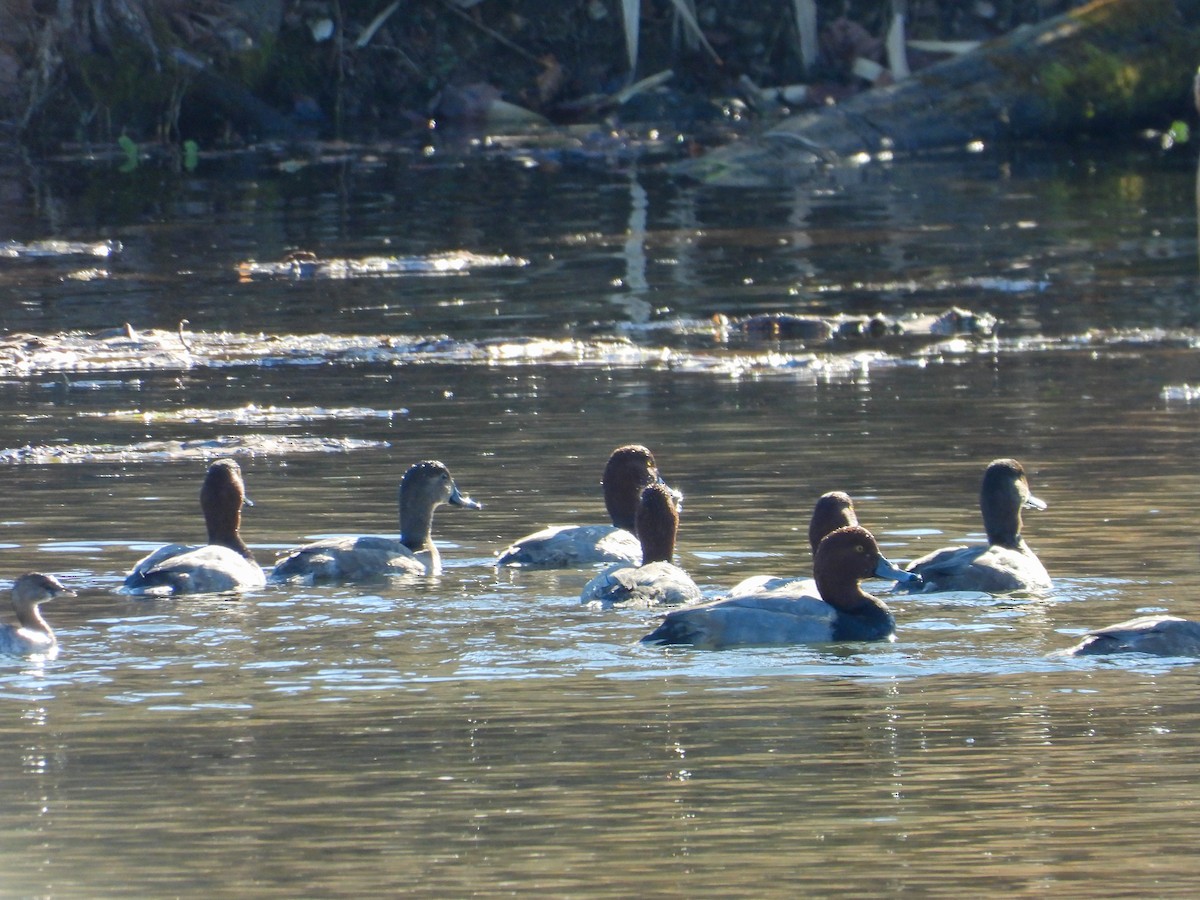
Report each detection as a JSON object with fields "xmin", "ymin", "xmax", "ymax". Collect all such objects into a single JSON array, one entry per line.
[
  {"xmin": 449, "ymin": 483, "xmax": 483, "ymax": 510},
  {"xmin": 875, "ymin": 555, "xmax": 920, "ymax": 585},
  {"xmin": 1024, "ymin": 492, "xmax": 1048, "ymax": 511}
]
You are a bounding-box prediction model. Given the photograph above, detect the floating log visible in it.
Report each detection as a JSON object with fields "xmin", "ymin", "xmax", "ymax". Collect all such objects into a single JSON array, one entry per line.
[{"xmin": 683, "ymin": 0, "xmax": 1200, "ymax": 183}]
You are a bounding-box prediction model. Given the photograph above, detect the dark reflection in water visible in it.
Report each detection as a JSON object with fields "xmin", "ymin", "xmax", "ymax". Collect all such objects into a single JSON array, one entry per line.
[
  {"xmin": 1, "ymin": 143, "xmax": 1198, "ymax": 340},
  {"xmin": 3, "ymin": 144, "xmax": 1200, "ymax": 896}
]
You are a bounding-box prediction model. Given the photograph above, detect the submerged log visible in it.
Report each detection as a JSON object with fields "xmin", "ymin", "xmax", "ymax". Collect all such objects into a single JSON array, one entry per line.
[{"xmin": 684, "ymin": 0, "xmax": 1200, "ymax": 183}]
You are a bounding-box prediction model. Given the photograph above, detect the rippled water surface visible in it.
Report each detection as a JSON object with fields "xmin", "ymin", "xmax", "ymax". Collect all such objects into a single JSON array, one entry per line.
[{"xmin": 4, "ymin": 139, "xmax": 1200, "ymax": 896}]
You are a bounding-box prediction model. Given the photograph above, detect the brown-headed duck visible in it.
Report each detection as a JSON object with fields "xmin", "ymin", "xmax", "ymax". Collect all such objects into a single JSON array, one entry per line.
[
  {"xmin": 580, "ymin": 482, "xmax": 701, "ymax": 609},
  {"xmin": 0, "ymin": 573, "xmax": 74, "ymax": 656},
  {"xmin": 641, "ymin": 525, "xmax": 917, "ymax": 649},
  {"xmin": 721, "ymin": 491, "xmax": 861, "ymax": 602},
  {"xmin": 496, "ymin": 444, "xmax": 671, "ymax": 568},
  {"xmin": 1058, "ymin": 615, "xmax": 1200, "ymax": 658},
  {"xmin": 901, "ymin": 458, "xmax": 1051, "ymax": 595},
  {"xmin": 123, "ymin": 459, "xmax": 266, "ymax": 596},
  {"xmin": 270, "ymin": 460, "xmax": 481, "ymax": 582}
]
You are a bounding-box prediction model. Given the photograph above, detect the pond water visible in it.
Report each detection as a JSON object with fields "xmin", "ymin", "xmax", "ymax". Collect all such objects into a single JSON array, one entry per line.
[{"xmin": 3, "ymin": 135, "xmax": 1200, "ymax": 896}]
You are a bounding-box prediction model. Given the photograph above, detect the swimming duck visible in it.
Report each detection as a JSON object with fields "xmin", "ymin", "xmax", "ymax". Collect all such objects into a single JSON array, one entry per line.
[
  {"xmin": 723, "ymin": 490, "xmax": 860, "ymax": 601},
  {"xmin": 123, "ymin": 458, "xmax": 266, "ymax": 596},
  {"xmin": 496, "ymin": 444, "xmax": 668, "ymax": 568},
  {"xmin": 0, "ymin": 573, "xmax": 74, "ymax": 656},
  {"xmin": 641, "ymin": 525, "xmax": 918, "ymax": 649},
  {"xmin": 580, "ymin": 482, "xmax": 702, "ymax": 609},
  {"xmin": 902, "ymin": 458, "xmax": 1051, "ymax": 594},
  {"xmin": 1058, "ymin": 615, "xmax": 1200, "ymax": 657},
  {"xmin": 270, "ymin": 460, "xmax": 481, "ymax": 582}
]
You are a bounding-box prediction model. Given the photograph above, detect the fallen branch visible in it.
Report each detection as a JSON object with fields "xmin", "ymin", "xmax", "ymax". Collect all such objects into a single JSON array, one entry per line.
[{"xmin": 683, "ymin": 0, "xmax": 1200, "ymax": 183}]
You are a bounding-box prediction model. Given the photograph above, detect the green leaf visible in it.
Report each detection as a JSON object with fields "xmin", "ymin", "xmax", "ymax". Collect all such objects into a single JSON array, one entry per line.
[{"xmin": 117, "ymin": 134, "xmax": 138, "ymax": 172}]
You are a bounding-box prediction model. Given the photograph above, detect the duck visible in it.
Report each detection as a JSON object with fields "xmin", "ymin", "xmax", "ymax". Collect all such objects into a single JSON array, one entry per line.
[
  {"xmin": 0, "ymin": 573, "xmax": 74, "ymax": 656},
  {"xmin": 496, "ymin": 444, "xmax": 669, "ymax": 568},
  {"xmin": 1058, "ymin": 615, "xmax": 1200, "ymax": 657},
  {"xmin": 269, "ymin": 460, "xmax": 482, "ymax": 582},
  {"xmin": 641, "ymin": 525, "xmax": 918, "ymax": 649},
  {"xmin": 901, "ymin": 458, "xmax": 1051, "ymax": 594},
  {"xmin": 123, "ymin": 458, "xmax": 266, "ymax": 596},
  {"xmin": 722, "ymin": 490, "xmax": 860, "ymax": 601},
  {"xmin": 580, "ymin": 482, "xmax": 702, "ymax": 610}
]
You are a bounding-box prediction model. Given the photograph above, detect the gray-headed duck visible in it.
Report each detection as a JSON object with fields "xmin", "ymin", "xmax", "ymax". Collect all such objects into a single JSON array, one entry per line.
[
  {"xmin": 0, "ymin": 573, "xmax": 74, "ymax": 656},
  {"xmin": 123, "ymin": 458, "xmax": 266, "ymax": 596},
  {"xmin": 580, "ymin": 482, "xmax": 701, "ymax": 609},
  {"xmin": 496, "ymin": 444, "xmax": 669, "ymax": 568},
  {"xmin": 902, "ymin": 458, "xmax": 1051, "ymax": 595},
  {"xmin": 1058, "ymin": 615, "xmax": 1200, "ymax": 658},
  {"xmin": 641, "ymin": 525, "xmax": 917, "ymax": 649},
  {"xmin": 270, "ymin": 460, "xmax": 481, "ymax": 582}
]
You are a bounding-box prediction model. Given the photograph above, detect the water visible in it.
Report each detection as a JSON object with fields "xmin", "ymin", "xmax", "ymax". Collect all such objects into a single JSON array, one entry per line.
[{"xmin": 2, "ymin": 137, "xmax": 1200, "ymax": 895}]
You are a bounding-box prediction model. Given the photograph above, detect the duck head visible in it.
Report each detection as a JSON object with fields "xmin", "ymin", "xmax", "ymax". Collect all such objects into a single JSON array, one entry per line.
[
  {"xmin": 980, "ymin": 458, "xmax": 1046, "ymax": 548},
  {"xmin": 602, "ymin": 445, "xmax": 663, "ymax": 531}
]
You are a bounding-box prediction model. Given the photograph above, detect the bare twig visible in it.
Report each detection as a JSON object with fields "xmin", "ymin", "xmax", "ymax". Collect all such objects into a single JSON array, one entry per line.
[
  {"xmin": 665, "ymin": 0, "xmax": 721, "ymax": 65},
  {"xmin": 621, "ymin": 0, "xmax": 640, "ymax": 71},
  {"xmin": 355, "ymin": 1, "xmax": 401, "ymax": 50},
  {"xmin": 791, "ymin": 0, "xmax": 818, "ymax": 73},
  {"xmin": 438, "ymin": 0, "xmax": 543, "ymax": 67}
]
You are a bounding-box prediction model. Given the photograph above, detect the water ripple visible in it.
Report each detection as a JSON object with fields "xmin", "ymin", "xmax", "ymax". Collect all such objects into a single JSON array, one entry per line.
[
  {"xmin": 0, "ymin": 238, "xmax": 121, "ymax": 259},
  {"xmin": 0, "ymin": 434, "xmax": 389, "ymax": 464},
  {"xmin": 80, "ymin": 404, "xmax": 410, "ymax": 426},
  {"xmin": 2, "ymin": 322, "xmax": 1193, "ymax": 385},
  {"xmin": 235, "ymin": 249, "xmax": 528, "ymax": 280}
]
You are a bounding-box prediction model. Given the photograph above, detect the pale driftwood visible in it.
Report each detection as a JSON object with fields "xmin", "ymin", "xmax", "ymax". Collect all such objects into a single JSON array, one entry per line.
[{"xmin": 683, "ymin": 0, "xmax": 1200, "ymax": 184}]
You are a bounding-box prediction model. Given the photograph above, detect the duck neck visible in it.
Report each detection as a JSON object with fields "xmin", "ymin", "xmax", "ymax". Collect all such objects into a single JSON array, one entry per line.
[
  {"xmin": 635, "ymin": 487, "xmax": 677, "ymax": 565},
  {"xmin": 829, "ymin": 596, "xmax": 894, "ymax": 641},
  {"xmin": 18, "ymin": 603, "xmax": 52, "ymax": 641},
  {"xmin": 815, "ymin": 572, "xmax": 885, "ymax": 615},
  {"xmin": 202, "ymin": 469, "xmax": 255, "ymax": 562},
  {"xmin": 981, "ymin": 493, "xmax": 1022, "ymax": 549},
  {"xmin": 639, "ymin": 529, "xmax": 674, "ymax": 565},
  {"xmin": 400, "ymin": 497, "xmax": 435, "ymax": 552},
  {"xmin": 206, "ymin": 513, "xmax": 255, "ymax": 561},
  {"xmin": 606, "ymin": 485, "xmax": 641, "ymax": 531}
]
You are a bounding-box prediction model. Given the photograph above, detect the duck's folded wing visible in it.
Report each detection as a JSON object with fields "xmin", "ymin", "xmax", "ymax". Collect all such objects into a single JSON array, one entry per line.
[
  {"xmin": 642, "ymin": 594, "xmax": 835, "ymax": 649},
  {"xmin": 907, "ymin": 542, "xmax": 1050, "ymax": 594},
  {"xmin": 727, "ymin": 575, "xmax": 818, "ymax": 601},
  {"xmin": 498, "ymin": 524, "xmax": 640, "ymax": 568},
  {"xmin": 582, "ymin": 561, "xmax": 700, "ymax": 609},
  {"xmin": 130, "ymin": 545, "xmax": 265, "ymax": 594},
  {"xmin": 125, "ymin": 542, "xmax": 200, "ymax": 584},
  {"xmin": 903, "ymin": 544, "xmax": 985, "ymax": 590},
  {"xmin": 1072, "ymin": 615, "xmax": 1200, "ymax": 656},
  {"xmin": 270, "ymin": 536, "xmax": 423, "ymax": 582}
]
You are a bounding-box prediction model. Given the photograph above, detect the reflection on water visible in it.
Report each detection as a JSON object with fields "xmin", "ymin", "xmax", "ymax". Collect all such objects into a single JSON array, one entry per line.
[{"xmin": 2, "ymin": 143, "xmax": 1200, "ymax": 895}]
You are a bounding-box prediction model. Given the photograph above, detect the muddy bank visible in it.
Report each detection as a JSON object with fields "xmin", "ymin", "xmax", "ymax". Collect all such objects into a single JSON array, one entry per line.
[{"xmin": 2, "ymin": 0, "xmax": 1090, "ymax": 155}]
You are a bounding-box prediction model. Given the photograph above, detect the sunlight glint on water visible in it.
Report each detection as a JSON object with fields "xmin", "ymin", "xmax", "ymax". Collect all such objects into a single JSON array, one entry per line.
[{"xmin": 1, "ymin": 145, "xmax": 1200, "ymax": 895}]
